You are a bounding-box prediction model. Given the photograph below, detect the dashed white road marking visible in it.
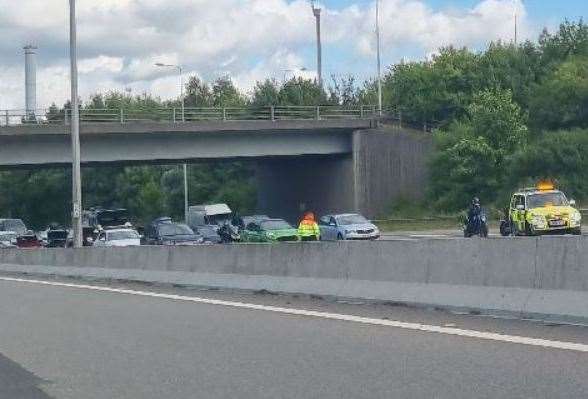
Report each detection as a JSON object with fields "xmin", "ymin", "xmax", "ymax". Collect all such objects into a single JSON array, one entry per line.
[{"xmin": 1, "ymin": 276, "xmax": 587, "ymax": 353}]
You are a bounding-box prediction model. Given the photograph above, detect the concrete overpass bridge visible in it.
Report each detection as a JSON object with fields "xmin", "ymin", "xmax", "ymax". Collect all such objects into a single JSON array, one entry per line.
[{"xmin": 0, "ymin": 106, "xmax": 431, "ymax": 221}]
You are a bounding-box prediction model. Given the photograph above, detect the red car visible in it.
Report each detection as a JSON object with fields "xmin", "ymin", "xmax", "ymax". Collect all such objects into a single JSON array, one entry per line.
[{"xmin": 16, "ymin": 233, "xmax": 42, "ymax": 249}]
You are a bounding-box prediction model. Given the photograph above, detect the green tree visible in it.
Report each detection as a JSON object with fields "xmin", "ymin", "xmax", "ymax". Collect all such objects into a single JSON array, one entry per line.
[
  {"xmin": 529, "ymin": 56, "xmax": 588, "ymax": 130},
  {"xmin": 184, "ymin": 77, "xmax": 213, "ymax": 107},
  {"xmin": 467, "ymin": 89, "xmax": 528, "ymax": 153},
  {"xmin": 508, "ymin": 129, "xmax": 588, "ymax": 202},
  {"xmin": 429, "ymin": 89, "xmax": 528, "ymax": 210},
  {"xmin": 279, "ymin": 77, "xmax": 327, "ymax": 105},
  {"xmin": 385, "ymin": 47, "xmax": 481, "ymax": 126},
  {"xmin": 212, "ymin": 76, "xmax": 247, "ymax": 107},
  {"xmin": 539, "ymin": 20, "xmax": 588, "ymax": 69},
  {"xmin": 251, "ymin": 79, "xmax": 280, "ymax": 106}
]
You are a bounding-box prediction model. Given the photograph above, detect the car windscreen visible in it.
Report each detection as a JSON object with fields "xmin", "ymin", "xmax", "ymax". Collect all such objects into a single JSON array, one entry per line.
[
  {"xmin": 527, "ymin": 192, "xmax": 569, "ymax": 208},
  {"xmin": 108, "ymin": 230, "xmax": 139, "ymax": 240},
  {"xmin": 97, "ymin": 211, "xmax": 129, "ymax": 227},
  {"xmin": 0, "ymin": 232, "xmax": 17, "ymax": 241},
  {"xmin": 261, "ymin": 220, "xmax": 292, "ymax": 230},
  {"xmin": 207, "ymin": 214, "xmax": 231, "ymax": 225},
  {"xmin": 2, "ymin": 219, "xmax": 26, "ymax": 234},
  {"xmin": 159, "ymin": 224, "xmax": 195, "ymax": 236},
  {"xmin": 337, "ymin": 215, "xmax": 369, "ymax": 225}
]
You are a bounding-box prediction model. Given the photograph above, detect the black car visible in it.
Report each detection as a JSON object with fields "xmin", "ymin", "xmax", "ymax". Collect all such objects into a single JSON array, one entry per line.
[
  {"xmin": 234, "ymin": 215, "xmax": 270, "ymax": 231},
  {"xmin": 145, "ymin": 218, "xmax": 203, "ymax": 246},
  {"xmin": 191, "ymin": 225, "xmax": 222, "ymax": 244},
  {"xmin": 46, "ymin": 229, "xmax": 71, "ymax": 248}
]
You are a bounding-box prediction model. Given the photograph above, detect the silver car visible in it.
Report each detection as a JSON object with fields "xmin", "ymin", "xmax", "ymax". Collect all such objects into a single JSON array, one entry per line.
[{"xmin": 319, "ymin": 214, "xmax": 380, "ymax": 241}]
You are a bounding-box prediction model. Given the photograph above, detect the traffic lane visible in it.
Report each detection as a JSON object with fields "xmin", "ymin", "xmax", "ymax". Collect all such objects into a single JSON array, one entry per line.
[
  {"xmin": 19, "ymin": 273, "xmax": 587, "ymax": 345},
  {"xmin": 0, "ymin": 279, "xmax": 587, "ymax": 399}
]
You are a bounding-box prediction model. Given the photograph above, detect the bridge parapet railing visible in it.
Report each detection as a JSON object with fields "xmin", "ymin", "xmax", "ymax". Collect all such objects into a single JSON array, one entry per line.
[{"xmin": 1, "ymin": 106, "xmax": 379, "ymax": 126}]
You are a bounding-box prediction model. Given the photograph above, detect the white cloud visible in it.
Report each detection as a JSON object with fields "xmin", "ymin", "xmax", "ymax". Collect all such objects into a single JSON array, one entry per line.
[
  {"xmin": 0, "ymin": 0, "xmax": 535, "ymax": 108},
  {"xmin": 329, "ymin": 0, "xmax": 531, "ymax": 57}
]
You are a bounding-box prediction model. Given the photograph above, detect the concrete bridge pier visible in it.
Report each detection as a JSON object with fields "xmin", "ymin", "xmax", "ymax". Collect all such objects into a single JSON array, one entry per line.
[{"xmin": 256, "ymin": 128, "xmax": 433, "ymax": 222}]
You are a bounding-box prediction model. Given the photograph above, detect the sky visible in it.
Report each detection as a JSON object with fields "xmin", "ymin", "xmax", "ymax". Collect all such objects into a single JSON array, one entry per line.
[{"xmin": 0, "ymin": 0, "xmax": 585, "ymax": 109}]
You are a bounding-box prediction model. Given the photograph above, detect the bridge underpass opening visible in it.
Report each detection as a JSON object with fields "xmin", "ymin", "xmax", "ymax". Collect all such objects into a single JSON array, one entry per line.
[{"xmin": 256, "ymin": 155, "xmax": 356, "ymax": 223}]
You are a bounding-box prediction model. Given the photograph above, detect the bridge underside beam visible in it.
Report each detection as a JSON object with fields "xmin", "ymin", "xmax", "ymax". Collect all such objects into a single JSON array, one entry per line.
[{"xmin": 0, "ymin": 130, "xmax": 352, "ymax": 169}]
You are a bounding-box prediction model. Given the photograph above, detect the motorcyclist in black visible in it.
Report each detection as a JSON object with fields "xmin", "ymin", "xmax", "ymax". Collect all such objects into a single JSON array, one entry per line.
[{"xmin": 468, "ymin": 197, "xmax": 482, "ymax": 222}]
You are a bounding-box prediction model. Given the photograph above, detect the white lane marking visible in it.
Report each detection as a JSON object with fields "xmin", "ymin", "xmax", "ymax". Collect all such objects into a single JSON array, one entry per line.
[{"xmin": 1, "ymin": 276, "xmax": 587, "ymax": 353}]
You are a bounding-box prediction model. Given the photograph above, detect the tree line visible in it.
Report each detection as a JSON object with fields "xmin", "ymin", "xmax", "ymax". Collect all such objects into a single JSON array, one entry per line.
[{"xmin": 0, "ymin": 20, "xmax": 586, "ymax": 228}]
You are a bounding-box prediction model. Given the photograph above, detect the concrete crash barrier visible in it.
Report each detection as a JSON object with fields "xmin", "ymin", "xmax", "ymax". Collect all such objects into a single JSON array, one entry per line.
[{"xmin": 1, "ymin": 235, "xmax": 587, "ymax": 323}]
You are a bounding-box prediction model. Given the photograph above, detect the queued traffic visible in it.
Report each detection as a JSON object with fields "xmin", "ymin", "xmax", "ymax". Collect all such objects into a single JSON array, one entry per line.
[
  {"xmin": 0, "ymin": 181, "xmax": 582, "ymax": 249},
  {"xmin": 0, "ymin": 203, "xmax": 381, "ymax": 249}
]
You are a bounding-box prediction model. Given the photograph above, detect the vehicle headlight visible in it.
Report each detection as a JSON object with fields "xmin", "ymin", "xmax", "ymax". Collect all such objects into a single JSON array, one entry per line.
[
  {"xmin": 571, "ymin": 212, "xmax": 582, "ymax": 223},
  {"xmin": 267, "ymin": 232, "xmax": 275, "ymax": 238}
]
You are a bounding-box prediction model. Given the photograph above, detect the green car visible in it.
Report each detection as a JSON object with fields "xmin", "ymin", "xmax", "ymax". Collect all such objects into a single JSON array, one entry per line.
[{"xmin": 241, "ymin": 219, "xmax": 300, "ymax": 243}]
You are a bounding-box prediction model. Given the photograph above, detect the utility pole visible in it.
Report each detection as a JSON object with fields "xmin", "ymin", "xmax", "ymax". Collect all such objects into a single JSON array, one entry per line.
[
  {"xmin": 154, "ymin": 62, "xmax": 189, "ymax": 222},
  {"xmin": 514, "ymin": 12, "xmax": 518, "ymax": 45},
  {"xmin": 23, "ymin": 45, "xmax": 38, "ymax": 122},
  {"xmin": 311, "ymin": 1, "xmax": 323, "ymax": 88},
  {"xmin": 376, "ymin": 0, "xmax": 382, "ymax": 117},
  {"xmin": 69, "ymin": 0, "xmax": 83, "ymax": 248},
  {"xmin": 513, "ymin": 0, "xmax": 521, "ymax": 45},
  {"xmin": 183, "ymin": 163, "xmax": 189, "ymax": 223}
]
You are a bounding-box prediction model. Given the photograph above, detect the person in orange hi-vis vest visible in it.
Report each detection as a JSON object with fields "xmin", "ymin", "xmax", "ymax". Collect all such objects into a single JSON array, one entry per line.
[{"xmin": 298, "ymin": 212, "xmax": 320, "ymax": 241}]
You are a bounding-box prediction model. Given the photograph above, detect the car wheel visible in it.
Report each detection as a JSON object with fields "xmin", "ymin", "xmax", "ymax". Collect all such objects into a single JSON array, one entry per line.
[
  {"xmin": 572, "ymin": 228, "xmax": 582, "ymax": 236},
  {"xmin": 499, "ymin": 221, "xmax": 511, "ymax": 237},
  {"xmin": 525, "ymin": 223, "xmax": 535, "ymax": 237},
  {"xmin": 480, "ymin": 224, "xmax": 489, "ymax": 238}
]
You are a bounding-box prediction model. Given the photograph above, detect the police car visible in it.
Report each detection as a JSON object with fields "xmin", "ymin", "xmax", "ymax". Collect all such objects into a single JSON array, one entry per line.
[{"xmin": 500, "ymin": 182, "xmax": 582, "ymax": 236}]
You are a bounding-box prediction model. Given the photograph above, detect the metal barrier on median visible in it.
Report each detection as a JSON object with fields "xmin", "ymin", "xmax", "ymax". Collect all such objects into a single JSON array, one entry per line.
[{"xmin": 0, "ymin": 105, "xmax": 380, "ymax": 126}]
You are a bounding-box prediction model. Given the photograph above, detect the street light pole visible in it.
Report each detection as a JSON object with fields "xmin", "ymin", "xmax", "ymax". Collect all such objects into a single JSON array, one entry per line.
[
  {"xmin": 514, "ymin": 0, "xmax": 518, "ymax": 45},
  {"xmin": 376, "ymin": 0, "xmax": 383, "ymax": 117},
  {"xmin": 154, "ymin": 63, "xmax": 184, "ymax": 121},
  {"xmin": 154, "ymin": 62, "xmax": 189, "ymax": 221},
  {"xmin": 183, "ymin": 163, "xmax": 189, "ymax": 223},
  {"xmin": 179, "ymin": 66, "xmax": 184, "ymax": 122},
  {"xmin": 69, "ymin": 0, "xmax": 83, "ymax": 247},
  {"xmin": 311, "ymin": 1, "xmax": 323, "ymax": 88}
]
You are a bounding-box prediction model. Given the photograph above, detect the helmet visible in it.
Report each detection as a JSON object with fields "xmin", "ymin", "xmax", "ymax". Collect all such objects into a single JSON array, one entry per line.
[{"xmin": 472, "ymin": 197, "xmax": 480, "ymax": 206}]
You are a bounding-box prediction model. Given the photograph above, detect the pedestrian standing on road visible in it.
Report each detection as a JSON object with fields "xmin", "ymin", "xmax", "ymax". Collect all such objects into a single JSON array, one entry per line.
[{"xmin": 298, "ymin": 212, "xmax": 320, "ymax": 241}]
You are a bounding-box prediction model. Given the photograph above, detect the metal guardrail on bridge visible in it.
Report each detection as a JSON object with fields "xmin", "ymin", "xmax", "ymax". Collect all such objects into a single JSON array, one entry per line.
[{"xmin": 0, "ymin": 106, "xmax": 379, "ymax": 126}]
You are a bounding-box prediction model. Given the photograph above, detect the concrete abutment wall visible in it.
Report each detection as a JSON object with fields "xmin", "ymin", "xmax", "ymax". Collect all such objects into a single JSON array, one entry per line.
[{"xmin": 255, "ymin": 126, "xmax": 433, "ymax": 221}]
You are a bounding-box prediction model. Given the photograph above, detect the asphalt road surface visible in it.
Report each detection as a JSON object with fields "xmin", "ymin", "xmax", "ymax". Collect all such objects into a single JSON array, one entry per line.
[{"xmin": 0, "ymin": 274, "xmax": 587, "ymax": 399}]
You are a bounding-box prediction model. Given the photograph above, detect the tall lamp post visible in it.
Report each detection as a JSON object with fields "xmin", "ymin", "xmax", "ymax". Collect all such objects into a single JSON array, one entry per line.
[
  {"xmin": 155, "ymin": 63, "xmax": 184, "ymax": 121},
  {"xmin": 376, "ymin": 0, "xmax": 383, "ymax": 117},
  {"xmin": 513, "ymin": 0, "xmax": 520, "ymax": 45},
  {"xmin": 155, "ymin": 62, "xmax": 189, "ymax": 222},
  {"xmin": 69, "ymin": 0, "xmax": 83, "ymax": 247},
  {"xmin": 311, "ymin": 1, "xmax": 323, "ymax": 88}
]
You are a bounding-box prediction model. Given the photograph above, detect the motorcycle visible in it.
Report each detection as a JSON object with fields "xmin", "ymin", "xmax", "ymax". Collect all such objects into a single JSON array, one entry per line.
[
  {"xmin": 217, "ymin": 222, "xmax": 241, "ymax": 243},
  {"xmin": 464, "ymin": 208, "xmax": 489, "ymax": 238},
  {"xmin": 499, "ymin": 207, "xmax": 514, "ymax": 237}
]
